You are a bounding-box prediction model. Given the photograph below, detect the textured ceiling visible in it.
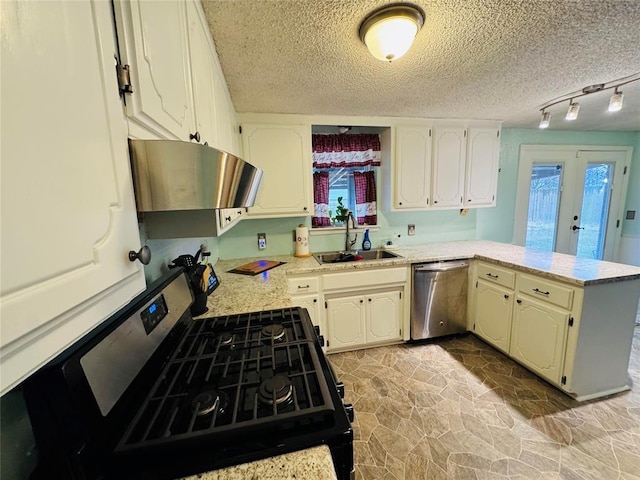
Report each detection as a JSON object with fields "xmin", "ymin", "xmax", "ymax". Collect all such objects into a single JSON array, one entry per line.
[{"xmin": 201, "ymin": 0, "xmax": 640, "ymax": 131}]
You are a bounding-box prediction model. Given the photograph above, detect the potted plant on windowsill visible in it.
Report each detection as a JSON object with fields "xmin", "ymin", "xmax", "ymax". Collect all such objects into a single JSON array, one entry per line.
[{"xmin": 331, "ymin": 197, "xmax": 350, "ymax": 226}]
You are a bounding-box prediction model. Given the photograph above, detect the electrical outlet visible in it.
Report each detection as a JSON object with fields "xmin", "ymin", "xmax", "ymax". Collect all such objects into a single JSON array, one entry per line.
[
  {"xmin": 257, "ymin": 233, "xmax": 267, "ymax": 250},
  {"xmin": 408, "ymin": 224, "xmax": 415, "ymax": 236}
]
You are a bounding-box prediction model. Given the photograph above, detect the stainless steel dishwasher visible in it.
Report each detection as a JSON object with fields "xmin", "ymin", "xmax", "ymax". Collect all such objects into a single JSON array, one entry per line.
[{"xmin": 411, "ymin": 260, "xmax": 469, "ymax": 340}]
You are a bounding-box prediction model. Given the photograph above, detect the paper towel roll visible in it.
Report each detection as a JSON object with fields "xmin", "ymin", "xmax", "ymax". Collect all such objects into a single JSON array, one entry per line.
[{"xmin": 295, "ymin": 224, "xmax": 311, "ymax": 257}]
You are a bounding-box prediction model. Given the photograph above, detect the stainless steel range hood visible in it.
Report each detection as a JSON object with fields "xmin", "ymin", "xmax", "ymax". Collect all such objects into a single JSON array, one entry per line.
[{"xmin": 129, "ymin": 139, "xmax": 263, "ymax": 211}]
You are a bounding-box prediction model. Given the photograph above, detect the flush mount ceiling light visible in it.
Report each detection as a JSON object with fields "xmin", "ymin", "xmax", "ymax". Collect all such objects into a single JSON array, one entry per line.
[
  {"xmin": 537, "ymin": 73, "xmax": 639, "ymax": 129},
  {"xmin": 359, "ymin": 3, "xmax": 425, "ymax": 62}
]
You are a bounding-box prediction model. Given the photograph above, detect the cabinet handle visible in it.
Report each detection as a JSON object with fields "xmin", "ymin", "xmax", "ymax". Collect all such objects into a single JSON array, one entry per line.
[
  {"xmin": 237, "ymin": 210, "xmax": 243, "ymax": 215},
  {"xmin": 189, "ymin": 131, "xmax": 201, "ymax": 142},
  {"xmin": 504, "ymin": 294, "xmax": 509, "ymax": 299},
  {"xmin": 468, "ymin": 199, "xmax": 472, "ymax": 202},
  {"xmin": 128, "ymin": 246, "xmax": 151, "ymax": 265},
  {"xmin": 533, "ymin": 288, "xmax": 550, "ymax": 296},
  {"xmin": 516, "ymin": 299, "xmax": 522, "ymax": 304},
  {"xmin": 368, "ymin": 298, "xmax": 372, "ymax": 302},
  {"xmin": 298, "ymin": 285, "xmax": 310, "ymax": 289},
  {"xmin": 434, "ymin": 200, "xmax": 438, "ymax": 204},
  {"xmin": 313, "ymin": 298, "xmax": 317, "ymax": 303},
  {"xmin": 303, "ymin": 206, "xmax": 308, "ymax": 211},
  {"xmin": 485, "ymin": 273, "xmax": 499, "ymax": 279},
  {"xmin": 225, "ymin": 216, "xmax": 231, "ymax": 222},
  {"xmin": 399, "ymin": 202, "xmax": 403, "ymax": 205},
  {"xmin": 360, "ymin": 299, "xmax": 364, "ymax": 304}
]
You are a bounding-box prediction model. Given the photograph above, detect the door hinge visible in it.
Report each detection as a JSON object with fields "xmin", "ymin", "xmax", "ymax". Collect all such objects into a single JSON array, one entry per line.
[
  {"xmin": 623, "ymin": 166, "xmax": 627, "ymax": 174},
  {"xmin": 475, "ymin": 280, "xmax": 478, "ymax": 288},
  {"xmin": 239, "ymin": 125, "xmax": 243, "ymax": 134},
  {"xmin": 473, "ymin": 323, "xmax": 475, "ymax": 330},
  {"xmin": 616, "ymin": 219, "xmax": 620, "ymax": 228},
  {"xmin": 561, "ymin": 376, "xmax": 567, "ymax": 385},
  {"xmin": 399, "ymin": 291, "xmax": 402, "ymax": 299},
  {"xmin": 326, "ymin": 340, "xmax": 330, "ymax": 347},
  {"xmin": 492, "ymin": 195, "xmax": 495, "ymax": 201},
  {"xmin": 116, "ymin": 61, "xmax": 133, "ymax": 94},
  {"xmin": 464, "ymin": 129, "xmax": 467, "ymax": 137},
  {"xmin": 324, "ymin": 301, "xmax": 327, "ymax": 309},
  {"xmin": 497, "ymin": 130, "xmax": 500, "ymax": 138},
  {"xmin": 568, "ymin": 317, "xmax": 574, "ymax": 327},
  {"xmin": 429, "ymin": 129, "xmax": 432, "ymax": 137}
]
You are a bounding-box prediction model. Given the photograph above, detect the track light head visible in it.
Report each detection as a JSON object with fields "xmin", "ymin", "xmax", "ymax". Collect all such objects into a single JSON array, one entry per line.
[
  {"xmin": 608, "ymin": 88, "xmax": 624, "ymax": 112},
  {"xmin": 539, "ymin": 111, "xmax": 550, "ymax": 129},
  {"xmin": 565, "ymin": 102, "xmax": 580, "ymax": 121}
]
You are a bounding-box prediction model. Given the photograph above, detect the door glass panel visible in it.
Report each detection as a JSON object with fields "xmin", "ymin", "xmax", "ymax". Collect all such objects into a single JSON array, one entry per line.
[
  {"xmin": 576, "ymin": 163, "xmax": 613, "ymax": 259},
  {"xmin": 525, "ymin": 164, "xmax": 562, "ymax": 251}
]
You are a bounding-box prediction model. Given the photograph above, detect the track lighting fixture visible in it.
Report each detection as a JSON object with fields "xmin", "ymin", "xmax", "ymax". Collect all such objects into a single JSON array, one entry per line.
[{"xmin": 537, "ymin": 73, "xmax": 638, "ymax": 129}]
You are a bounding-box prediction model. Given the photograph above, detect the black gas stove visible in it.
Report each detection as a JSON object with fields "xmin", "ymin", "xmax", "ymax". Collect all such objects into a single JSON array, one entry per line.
[{"xmin": 24, "ymin": 269, "xmax": 353, "ymax": 480}]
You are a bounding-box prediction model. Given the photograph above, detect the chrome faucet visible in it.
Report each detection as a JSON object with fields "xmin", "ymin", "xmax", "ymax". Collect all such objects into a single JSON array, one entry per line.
[{"xmin": 345, "ymin": 210, "xmax": 358, "ymax": 252}]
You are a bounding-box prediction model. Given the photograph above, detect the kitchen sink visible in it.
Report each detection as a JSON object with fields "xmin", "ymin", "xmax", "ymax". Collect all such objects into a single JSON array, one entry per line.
[{"xmin": 313, "ymin": 249, "xmax": 401, "ymax": 264}]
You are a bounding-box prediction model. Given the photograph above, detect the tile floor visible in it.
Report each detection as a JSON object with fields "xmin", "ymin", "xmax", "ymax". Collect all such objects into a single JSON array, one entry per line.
[{"xmin": 329, "ymin": 326, "xmax": 640, "ymax": 479}]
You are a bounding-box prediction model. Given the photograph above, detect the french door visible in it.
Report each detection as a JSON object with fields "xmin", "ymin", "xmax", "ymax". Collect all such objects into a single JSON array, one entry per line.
[{"xmin": 514, "ymin": 146, "xmax": 631, "ymax": 261}]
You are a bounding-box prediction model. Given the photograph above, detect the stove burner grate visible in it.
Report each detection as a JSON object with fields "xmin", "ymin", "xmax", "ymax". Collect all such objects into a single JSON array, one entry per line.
[{"xmin": 258, "ymin": 375, "xmax": 293, "ymax": 406}]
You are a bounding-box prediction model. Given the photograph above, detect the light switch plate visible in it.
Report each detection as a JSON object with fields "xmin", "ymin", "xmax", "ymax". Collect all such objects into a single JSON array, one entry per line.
[{"xmin": 408, "ymin": 224, "xmax": 415, "ymax": 236}]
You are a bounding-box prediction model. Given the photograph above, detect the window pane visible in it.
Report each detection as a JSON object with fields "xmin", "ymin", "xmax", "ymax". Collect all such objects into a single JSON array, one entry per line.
[
  {"xmin": 576, "ymin": 163, "xmax": 613, "ymax": 260},
  {"xmin": 525, "ymin": 164, "xmax": 562, "ymax": 251}
]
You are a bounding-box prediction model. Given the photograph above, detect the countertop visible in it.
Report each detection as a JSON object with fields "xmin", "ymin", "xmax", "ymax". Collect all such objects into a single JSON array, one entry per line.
[
  {"xmin": 204, "ymin": 240, "xmax": 640, "ymax": 318},
  {"xmin": 183, "ymin": 445, "xmax": 337, "ymax": 480}
]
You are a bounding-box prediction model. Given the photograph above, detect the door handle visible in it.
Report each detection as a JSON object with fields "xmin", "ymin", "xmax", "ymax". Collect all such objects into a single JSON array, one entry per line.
[{"xmin": 572, "ymin": 225, "xmax": 584, "ymax": 231}]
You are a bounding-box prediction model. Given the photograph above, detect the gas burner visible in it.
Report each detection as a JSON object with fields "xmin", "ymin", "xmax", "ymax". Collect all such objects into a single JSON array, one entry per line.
[
  {"xmin": 218, "ymin": 333, "xmax": 235, "ymax": 347},
  {"xmin": 261, "ymin": 323, "xmax": 285, "ymax": 343},
  {"xmin": 258, "ymin": 375, "xmax": 293, "ymax": 406},
  {"xmin": 191, "ymin": 390, "xmax": 229, "ymax": 416}
]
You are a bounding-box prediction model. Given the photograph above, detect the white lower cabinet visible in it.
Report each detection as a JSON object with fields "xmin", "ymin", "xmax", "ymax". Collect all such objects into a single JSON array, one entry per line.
[
  {"xmin": 510, "ymin": 295, "xmax": 570, "ymax": 384},
  {"xmin": 326, "ymin": 290, "xmax": 402, "ymax": 352},
  {"xmin": 293, "ymin": 294, "xmax": 321, "ymax": 329},
  {"xmin": 326, "ymin": 295, "xmax": 367, "ymax": 350},
  {"xmin": 471, "ymin": 260, "xmax": 640, "ymax": 400},
  {"xmin": 473, "ymin": 280, "xmax": 513, "ymax": 353}
]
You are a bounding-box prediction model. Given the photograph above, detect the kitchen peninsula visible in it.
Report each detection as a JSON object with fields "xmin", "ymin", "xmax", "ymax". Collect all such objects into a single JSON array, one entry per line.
[{"xmin": 205, "ymin": 240, "xmax": 640, "ymax": 402}]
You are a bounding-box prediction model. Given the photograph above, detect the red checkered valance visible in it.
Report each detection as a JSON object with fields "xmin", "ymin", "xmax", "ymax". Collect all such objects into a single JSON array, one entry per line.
[{"xmin": 312, "ymin": 134, "xmax": 381, "ymax": 168}]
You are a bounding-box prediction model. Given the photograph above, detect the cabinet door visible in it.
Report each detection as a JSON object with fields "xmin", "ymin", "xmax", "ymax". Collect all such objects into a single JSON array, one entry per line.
[
  {"xmin": 326, "ymin": 296, "xmax": 366, "ymax": 352},
  {"xmin": 1, "ymin": 0, "xmax": 146, "ymax": 394},
  {"xmin": 465, "ymin": 128, "xmax": 499, "ymax": 207},
  {"xmin": 186, "ymin": 1, "xmax": 217, "ymax": 146},
  {"xmin": 291, "ymin": 295, "xmax": 322, "ymax": 330},
  {"xmin": 366, "ymin": 291, "xmax": 403, "ymax": 343},
  {"xmin": 242, "ymin": 124, "xmax": 312, "ymax": 217},
  {"xmin": 474, "ymin": 280, "xmax": 513, "ymax": 353},
  {"xmin": 510, "ymin": 296, "xmax": 570, "ymax": 384},
  {"xmin": 432, "ymin": 127, "xmax": 466, "ymax": 208},
  {"xmin": 115, "ymin": 0, "xmax": 194, "ymax": 140},
  {"xmin": 395, "ymin": 127, "xmax": 431, "ymax": 208}
]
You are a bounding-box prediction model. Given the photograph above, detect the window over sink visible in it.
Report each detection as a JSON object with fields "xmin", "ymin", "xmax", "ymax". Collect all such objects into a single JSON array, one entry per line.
[{"xmin": 311, "ymin": 126, "xmax": 387, "ymax": 229}]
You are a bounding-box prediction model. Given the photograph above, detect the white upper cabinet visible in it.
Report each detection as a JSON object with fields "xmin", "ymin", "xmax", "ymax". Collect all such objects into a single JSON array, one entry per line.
[
  {"xmin": 114, "ymin": 0, "xmax": 195, "ymax": 140},
  {"xmin": 1, "ymin": 0, "xmax": 145, "ymax": 394},
  {"xmin": 241, "ymin": 124, "xmax": 313, "ymax": 217},
  {"xmin": 186, "ymin": 1, "xmax": 218, "ymax": 147},
  {"xmin": 394, "ymin": 126, "xmax": 432, "ymax": 209},
  {"xmin": 432, "ymin": 127, "xmax": 467, "ymax": 208},
  {"xmin": 465, "ymin": 128, "xmax": 500, "ymax": 207}
]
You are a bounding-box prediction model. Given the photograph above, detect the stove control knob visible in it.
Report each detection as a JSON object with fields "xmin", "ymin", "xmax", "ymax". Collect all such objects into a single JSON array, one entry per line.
[
  {"xmin": 336, "ymin": 382, "xmax": 345, "ymax": 398},
  {"xmin": 343, "ymin": 403, "xmax": 354, "ymax": 423},
  {"xmin": 318, "ymin": 335, "xmax": 325, "ymax": 347}
]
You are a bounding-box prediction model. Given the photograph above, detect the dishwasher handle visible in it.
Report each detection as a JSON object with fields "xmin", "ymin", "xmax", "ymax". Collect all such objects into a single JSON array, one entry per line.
[{"xmin": 414, "ymin": 261, "xmax": 468, "ymax": 272}]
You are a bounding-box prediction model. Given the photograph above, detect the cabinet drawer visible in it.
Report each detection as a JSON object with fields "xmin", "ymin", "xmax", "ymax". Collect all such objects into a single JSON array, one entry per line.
[
  {"xmin": 517, "ymin": 274, "xmax": 573, "ymax": 310},
  {"xmin": 287, "ymin": 277, "xmax": 319, "ymax": 294},
  {"xmin": 477, "ymin": 262, "xmax": 515, "ymax": 289},
  {"xmin": 323, "ymin": 267, "xmax": 408, "ymax": 291}
]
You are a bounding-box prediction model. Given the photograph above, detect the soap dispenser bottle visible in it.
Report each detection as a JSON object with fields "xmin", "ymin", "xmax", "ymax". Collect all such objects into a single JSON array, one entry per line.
[{"xmin": 362, "ymin": 229, "xmax": 371, "ymax": 251}]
